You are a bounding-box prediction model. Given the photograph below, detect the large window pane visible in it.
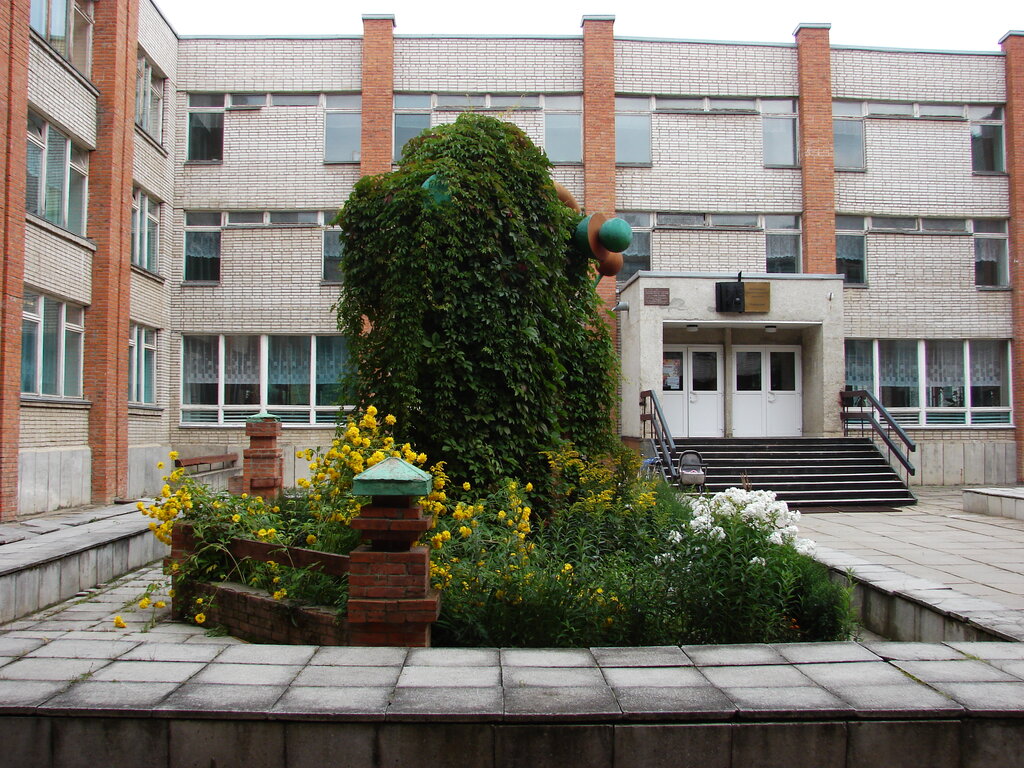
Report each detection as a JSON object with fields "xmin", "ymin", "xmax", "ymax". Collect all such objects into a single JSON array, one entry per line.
[
  {"xmin": 844, "ymin": 340, "xmax": 873, "ymax": 392},
  {"xmin": 63, "ymin": 327, "xmax": 82, "ymax": 397},
  {"xmin": 41, "ymin": 297, "xmax": 60, "ymax": 395},
  {"xmin": 67, "ymin": 168, "xmax": 86, "ymax": 235},
  {"xmin": 325, "ymin": 111, "xmax": 361, "ymax": 162},
  {"xmin": 323, "ymin": 230, "xmax": 343, "ymax": 282},
  {"xmin": 974, "ymin": 238, "xmax": 1008, "ymax": 287},
  {"xmin": 316, "ymin": 336, "xmax": 349, "ymax": 406},
  {"xmin": 49, "ymin": 0, "xmax": 68, "ymax": 55},
  {"xmin": 188, "ymin": 112, "xmax": 223, "ymax": 161},
  {"xmin": 833, "ymin": 119, "xmax": 864, "ymax": 169},
  {"xmin": 184, "ymin": 231, "xmax": 220, "ymax": 282},
  {"xmin": 21, "ymin": 319, "xmax": 38, "ymax": 392},
  {"xmin": 926, "ymin": 340, "xmax": 964, "ymax": 408},
  {"xmin": 736, "ymin": 351, "xmax": 762, "ymax": 391},
  {"xmin": 182, "ymin": 335, "xmax": 218, "ymax": 405},
  {"xmin": 615, "ymin": 113, "xmax": 651, "ymax": 164},
  {"xmin": 878, "ymin": 340, "xmax": 918, "ymax": 408},
  {"xmin": 763, "ymin": 116, "xmax": 796, "ymax": 166},
  {"xmin": 970, "ymin": 340, "xmax": 1007, "ymax": 407},
  {"xmin": 766, "ymin": 234, "xmax": 800, "ymax": 273},
  {"xmin": 971, "ymin": 124, "xmax": 1004, "ymax": 173},
  {"xmin": 44, "ymin": 130, "xmax": 67, "ymax": 223},
  {"xmin": 26, "ymin": 141, "xmax": 42, "ymax": 216},
  {"xmin": 268, "ymin": 336, "xmax": 310, "ymax": 406},
  {"xmin": 544, "ymin": 113, "xmax": 582, "ymax": 163},
  {"xmin": 770, "ymin": 352, "xmax": 796, "ymax": 391},
  {"xmin": 224, "ymin": 335, "xmax": 259, "ymax": 405},
  {"xmin": 394, "ymin": 113, "xmax": 430, "ymax": 160},
  {"xmin": 619, "ymin": 231, "xmax": 650, "ymax": 283},
  {"xmin": 691, "ymin": 351, "xmax": 717, "ymax": 392},
  {"xmin": 836, "ymin": 234, "xmax": 865, "ymax": 284}
]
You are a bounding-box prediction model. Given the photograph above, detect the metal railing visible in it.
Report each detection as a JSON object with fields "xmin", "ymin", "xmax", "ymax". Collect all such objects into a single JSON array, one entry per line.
[
  {"xmin": 840, "ymin": 390, "xmax": 917, "ymax": 477},
  {"xmin": 639, "ymin": 389, "xmax": 677, "ymax": 483}
]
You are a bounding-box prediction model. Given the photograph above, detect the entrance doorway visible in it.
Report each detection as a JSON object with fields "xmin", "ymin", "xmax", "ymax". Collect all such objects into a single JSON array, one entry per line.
[
  {"xmin": 661, "ymin": 346, "xmax": 724, "ymax": 438},
  {"xmin": 732, "ymin": 346, "xmax": 802, "ymax": 437}
]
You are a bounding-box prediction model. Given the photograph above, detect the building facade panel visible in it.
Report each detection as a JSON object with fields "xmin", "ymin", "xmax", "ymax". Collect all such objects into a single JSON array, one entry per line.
[
  {"xmin": 27, "ymin": 40, "xmax": 97, "ymax": 147},
  {"xmin": 616, "ymin": 40, "xmax": 797, "ymax": 96},
  {"xmin": 395, "ymin": 37, "xmax": 582, "ymax": 92},
  {"xmin": 24, "ymin": 224, "xmax": 94, "ymax": 305},
  {"xmin": 832, "ymin": 49, "xmax": 1005, "ymax": 102},
  {"xmin": 138, "ymin": 0, "xmax": 179, "ymax": 83},
  {"xmin": 652, "ymin": 229, "xmax": 770, "ymax": 272}
]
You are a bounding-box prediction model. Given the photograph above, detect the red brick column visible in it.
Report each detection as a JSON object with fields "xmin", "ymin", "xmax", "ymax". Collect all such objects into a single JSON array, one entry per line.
[
  {"xmin": 795, "ymin": 23, "xmax": 836, "ymax": 275},
  {"xmin": 1002, "ymin": 32, "xmax": 1024, "ymax": 481},
  {"xmin": 0, "ymin": 1, "xmax": 30, "ymax": 520},
  {"xmin": 582, "ymin": 15, "xmax": 618, "ymax": 332},
  {"xmin": 86, "ymin": 0, "xmax": 137, "ymax": 504},
  {"xmin": 360, "ymin": 15, "xmax": 395, "ymax": 177},
  {"xmin": 347, "ymin": 496, "xmax": 439, "ymax": 646},
  {"xmin": 228, "ymin": 417, "xmax": 284, "ymax": 497}
]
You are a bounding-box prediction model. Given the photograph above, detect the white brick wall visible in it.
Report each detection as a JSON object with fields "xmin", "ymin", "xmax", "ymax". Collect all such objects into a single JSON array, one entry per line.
[
  {"xmin": 24, "ymin": 222, "xmax": 93, "ymax": 306},
  {"xmin": 836, "ymin": 119, "xmax": 1009, "ymax": 217},
  {"xmin": 618, "ymin": 114, "xmax": 802, "ymax": 212},
  {"xmin": 396, "ymin": 37, "xmax": 581, "ymax": 92},
  {"xmin": 27, "ymin": 39, "xmax": 97, "ymax": 147},
  {"xmin": 843, "ymin": 234, "xmax": 1013, "ymax": 338},
  {"xmin": 652, "ymin": 229, "xmax": 769, "ymax": 273},
  {"xmin": 19, "ymin": 405, "xmax": 90, "ymax": 449},
  {"xmin": 832, "ymin": 48, "xmax": 1005, "ymax": 102},
  {"xmin": 616, "ymin": 40, "xmax": 797, "ymax": 96},
  {"xmin": 177, "ymin": 38, "xmax": 361, "ymax": 92},
  {"xmin": 139, "ymin": 0, "xmax": 179, "ymax": 83}
]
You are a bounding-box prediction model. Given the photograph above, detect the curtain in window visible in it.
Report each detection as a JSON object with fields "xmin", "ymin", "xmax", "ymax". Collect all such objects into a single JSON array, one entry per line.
[
  {"xmin": 224, "ymin": 335, "xmax": 258, "ymax": 405},
  {"xmin": 182, "ymin": 335, "xmax": 218, "ymax": 404},
  {"xmin": 926, "ymin": 340, "xmax": 964, "ymax": 407},
  {"xmin": 268, "ymin": 336, "xmax": 310, "ymax": 405},
  {"xmin": 844, "ymin": 340, "xmax": 873, "ymax": 390},
  {"xmin": 878, "ymin": 340, "xmax": 918, "ymax": 407},
  {"xmin": 316, "ymin": 336, "xmax": 348, "ymax": 406},
  {"xmin": 970, "ymin": 340, "xmax": 1004, "ymax": 387}
]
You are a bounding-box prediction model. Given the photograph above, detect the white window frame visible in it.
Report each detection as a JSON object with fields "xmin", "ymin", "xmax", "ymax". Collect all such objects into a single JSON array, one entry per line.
[
  {"xmin": 835, "ymin": 216, "xmax": 866, "ymax": 286},
  {"xmin": 543, "ymin": 94, "xmax": 583, "ymax": 164},
  {"xmin": 26, "ymin": 112, "xmax": 89, "ymax": 236},
  {"xmin": 969, "ymin": 105, "xmax": 1005, "ymax": 174},
  {"xmin": 325, "ymin": 93, "xmax": 361, "ymax": 163},
  {"xmin": 132, "ymin": 188, "xmax": 160, "ymax": 273},
  {"xmin": 187, "ymin": 93, "xmax": 226, "ymax": 162},
  {"xmin": 180, "ymin": 334, "xmax": 350, "ymax": 426},
  {"xmin": 21, "ymin": 291, "xmax": 85, "ymax": 399},
  {"xmin": 764, "ymin": 215, "xmax": 802, "ymax": 274},
  {"xmin": 183, "ymin": 211, "xmax": 223, "ymax": 283},
  {"xmin": 31, "ymin": 0, "xmax": 93, "ymax": 75},
  {"xmin": 615, "ymin": 96, "xmax": 652, "ymax": 166},
  {"xmin": 762, "ymin": 99, "xmax": 799, "ymax": 168},
  {"xmin": 135, "ymin": 53, "xmax": 164, "ymax": 143},
  {"xmin": 973, "ymin": 219, "xmax": 1009, "ymax": 288},
  {"xmin": 129, "ymin": 323, "xmax": 157, "ymax": 404},
  {"xmin": 845, "ymin": 338, "xmax": 1012, "ymax": 427}
]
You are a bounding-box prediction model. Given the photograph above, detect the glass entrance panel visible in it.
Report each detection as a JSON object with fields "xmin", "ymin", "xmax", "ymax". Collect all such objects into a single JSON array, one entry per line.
[
  {"xmin": 770, "ymin": 351, "xmax": 796, "ymax": 391},
  {"xmin": 735, "ymin": 351, "xmax": 762, "ymax": 391},
  {"xmin": 691, "ymin": 351, "xmax": 717, "ymax": 391}
]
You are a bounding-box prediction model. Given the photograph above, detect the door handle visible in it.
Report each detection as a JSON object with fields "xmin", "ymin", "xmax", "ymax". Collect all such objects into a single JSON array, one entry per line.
[
  {"xmin": 767, "ymin": 391, "xmax": 776, "ymax": 402},
  {"xmin": 689, "ymin": 393, "xmax": 697, "ymax": 403}
]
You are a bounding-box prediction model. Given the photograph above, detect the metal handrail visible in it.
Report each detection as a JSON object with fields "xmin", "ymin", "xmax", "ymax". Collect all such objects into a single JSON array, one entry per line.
[
  {"xmin": 840, "ymin": 389, "xmax": 917, "ymax": 476},
  {"xmin": 639, "ymin": 389, "xmax": 677, "ymax": 482}
]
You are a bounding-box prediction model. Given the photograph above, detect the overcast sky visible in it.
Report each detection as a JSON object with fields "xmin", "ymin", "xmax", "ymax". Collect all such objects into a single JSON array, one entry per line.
[{"xmin": 154, "ymin": 0, "xmax": 1020, "ymax": 51}]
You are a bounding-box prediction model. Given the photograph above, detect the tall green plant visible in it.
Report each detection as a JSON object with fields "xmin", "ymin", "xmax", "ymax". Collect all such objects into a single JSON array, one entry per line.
[{"xmin": 334, "ymin": 113, "xmax": 618, "ymax": 485}]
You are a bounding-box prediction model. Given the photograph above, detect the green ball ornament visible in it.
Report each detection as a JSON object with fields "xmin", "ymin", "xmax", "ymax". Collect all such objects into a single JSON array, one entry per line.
[
  {"xmin": 574, "ymin": 216, "xmax": 594, "ymax": 254},
  {"xmin": 421, "ymin": 173, "xmax": 451, "ymax": 205},
  {"xmin": 598, "ymin": 217, "xmax": 632, "ymax": 252}
]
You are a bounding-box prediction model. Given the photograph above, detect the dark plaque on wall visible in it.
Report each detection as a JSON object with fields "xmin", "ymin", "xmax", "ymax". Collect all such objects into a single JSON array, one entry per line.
[{"xmin": 644, "ymin": 288, "xmax": 670, "ymax": 306}]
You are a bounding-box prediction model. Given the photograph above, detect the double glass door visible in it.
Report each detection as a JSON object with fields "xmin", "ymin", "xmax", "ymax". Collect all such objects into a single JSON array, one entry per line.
[
  {"xmin": 662, "ymin": 346, "xmax": 724, "ymax": 438},
  {"xmin": 732, "ymin": 346, "xmax": 802, "ymax": 437}
]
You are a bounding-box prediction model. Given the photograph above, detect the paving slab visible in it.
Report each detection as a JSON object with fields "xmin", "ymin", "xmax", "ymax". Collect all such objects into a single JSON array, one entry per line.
[
  {"xmin": 387, "ymin": 685, "xmax": 503, "ymax": 720},
  {"xmin": 271, "ymin": 685, "xmax": 391, "ymax": 720}
]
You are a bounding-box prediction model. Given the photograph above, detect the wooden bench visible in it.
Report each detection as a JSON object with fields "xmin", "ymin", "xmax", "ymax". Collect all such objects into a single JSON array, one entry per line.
[{"xmin": 174, "ymin": 453, "xmax": 238, "ymax": 474}]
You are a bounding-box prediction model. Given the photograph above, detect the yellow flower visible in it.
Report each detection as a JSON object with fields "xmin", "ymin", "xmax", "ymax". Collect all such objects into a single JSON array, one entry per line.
[
  {"xmin": 366, "ymin": 405, "xmax": 377, "ymax": 417},
  {"xmin": 306, "ymin": 534, "xmax": 317, "ymax": 546},
  {"xmin": 155, "ymin": 601, "xmax": 166, "ymax": 609},
  {"xmin": 562, "ymin": 563, "xmax": 573, "ymax": 573},
  {"xmin": 169, "ymin": 451, "xmax": 179, "ymax": 460},
  {"xmin": 241, "ymin": 493, "xmax": 248, "ymax": 499},
  {"xmin": 136, "ymin": 501, "xmax": 145, "ymax": 511},
  {"xmin": 156, "ymin": 461, "xmax": 164, "ymax": 469},
  {"xmin": 525, "ymin": 482, "xmax": 533, "ymax": 492},
  {"xmin": 113, "ymin": 615, "xmax": 127, "ymax": 628},
  {"xmin": 231, "ymin": 514, "xmax": 241, "ymax": 523},
  {"xmin": 138, "ymin": 597, "xmax": 151, "ymax": 610},
  {"xmin": 195, "ymin": 597, "xmax": 204, "ymax": 605},
  {"xmin": 385, "ymin": 413, "xmax": 396, "ymax": 425},
  {"xmin": 295, "ymin": 450, "xmax": 306, "ymax": 458},
  {"xmin": 462, "ymin": 482, "xmax": 471, "ymax": 491},
  {"xmin": 194, "ymin": 612, "xmax": 206, "ymax": 625},
  {"xmin": 459, "ymin": 526, "xmax": 472, "ymax": 539},
  {"xmin": 272, "ymin": 589, "xmax": 287, "ymax": 601}
]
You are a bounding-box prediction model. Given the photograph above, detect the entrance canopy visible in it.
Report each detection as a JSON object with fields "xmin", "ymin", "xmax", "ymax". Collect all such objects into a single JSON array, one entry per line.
[{"xmin": 618, "ymin": 272, "xmax": 846, "ymax": 441}]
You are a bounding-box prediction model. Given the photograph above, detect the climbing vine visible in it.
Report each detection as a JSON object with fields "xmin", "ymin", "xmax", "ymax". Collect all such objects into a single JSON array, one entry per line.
[{"xmin": 334, "ymin": 113, "xmax": 618, "ymax": 486}]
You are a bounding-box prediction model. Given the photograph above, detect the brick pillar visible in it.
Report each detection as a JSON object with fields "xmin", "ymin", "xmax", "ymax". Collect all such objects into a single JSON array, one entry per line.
[
  {"xmin": 86, "ymin": 0, "xmax": 137, "ymax": 504},
  {"xmin": 1002, "ymin": 32, "xmax": 1024, "ymax": 481},
  {"xmin": 0, "ymin": 1, "xmax": 30, "ymax": 520},
  {"xmin": 582, "ymin": 15, "xmax": 618, "ymax": 333},
  {"xmin": 228, "ymin": 416, "xmax": 284, "ymax": 497},
  {"xmin": 795, "ymin": 23, "xmax": 836, "ymax": 275},
  {"xmin": 360, "ymin": 15, "xmax": 395, "ymax": 177}
]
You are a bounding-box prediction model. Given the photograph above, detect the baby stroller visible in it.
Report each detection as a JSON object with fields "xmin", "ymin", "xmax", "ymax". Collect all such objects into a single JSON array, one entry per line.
[{"xmin": 676, "ymin": 450, "xmax": 708, "ymax": 493}]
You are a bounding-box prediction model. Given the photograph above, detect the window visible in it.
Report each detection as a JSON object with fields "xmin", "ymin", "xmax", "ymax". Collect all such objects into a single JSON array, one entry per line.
[
  {"xmin": 846, "ymin": 339, "xmax": 1011, "ymax": 426},
  {"xmin": 973, "ymin": 219, "xmax": 1008, "ymax": 288},
  {"xmin": 615, "ymin": 96, "xmax": 651, "ymax": 165},
  {"xmin": 765, "ymin": 215, "xmax": 800, "ymax": 273},
  {"xmin": 187, "ymin": 94, "xmax": 224, "ymax": 162},
  {"xmin": 272, "ymin": 93, "xmax": 319, "ymax": 106},
  {"xmin": 833, "ymin": 102, "xmax": 865, "ymax": 170},
  {"xmin": 970, "ymin": 105, "xmax": 1004, "ymax": 173},
  {"xmin": 544, "ymin": 94, "xmax": 582, "ymax": 163},
  {"xmin": 128, "ymin": 324, "xmax": 156, "ymax": 404},
  {"xmin": 394, "ymin": 94, "xmax": 431, "ymax": 161},
  {"xmin": 181, "ymin": 334, "xmax": 350, "ymax": 424},
  {"xmin": 131, "ymin": 188, "xmax": 160, "ymax": 272},
  {"xmin": 616, "ymin": 212, "xmax": 652, "ymax": 282},
  {"xmin": 325, "ymin": 94, "xmax": 361, "ymax": 163},
  {"xmin": 835, "ymin": 216, "xmax": 866, "ymax": 285},
  {"xmin": 762, "ymin": 99, "xmax": 798, "ymax": 167},
  {"xmin": 135, "ymin": 54, "xmax": 164, "ymax": 142},
  {"xmin": 229, "ymin": 93, "xmax": 267, "ymax": 108},
  {"xmin": 26, "ymin": 112, "xmax": 88, "ymax": 236},
  {"xmin": 31, "ymin": 0, "xmax": 93, "ymax": 75},
  {"xmin": 323, "ymin": 212, "xmax": 343, "ymax": 282},
  {"xmin": 21, "ymin": 291, "xmax": 84, "ymax": 398},
  {"xmin": 183, "ymin": 211, "xmax": 221, "ymax": 282}
]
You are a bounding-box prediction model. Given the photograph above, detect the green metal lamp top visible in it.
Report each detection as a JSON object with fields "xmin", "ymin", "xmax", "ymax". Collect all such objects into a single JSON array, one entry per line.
[
  {"xmin": 246, "ymin": 410, "xmax": 280, "ymax": 422},
  {"xmin": 352, "ymin": 456, "xmax": 433, "ymax": 497}
]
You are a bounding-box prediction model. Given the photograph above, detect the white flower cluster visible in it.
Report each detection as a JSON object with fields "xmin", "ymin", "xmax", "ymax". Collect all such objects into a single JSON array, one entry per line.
[{"xmin": 675, "ymin": 488, "xmax": 817, "ymax": 555}]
